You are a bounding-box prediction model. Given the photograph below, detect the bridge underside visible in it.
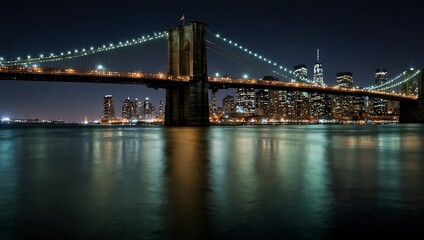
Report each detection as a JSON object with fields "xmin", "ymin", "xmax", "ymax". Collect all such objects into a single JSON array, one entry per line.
[{"xmin": 399, "ymin": 99, "xmax": 424, "ymax": 123}]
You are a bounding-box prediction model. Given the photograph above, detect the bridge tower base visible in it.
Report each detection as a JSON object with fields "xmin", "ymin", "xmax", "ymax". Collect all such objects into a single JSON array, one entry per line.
[
  {"xmin": 399, "ymin": 69, "xmax": 424, "ymax": 123},
  {"xmin": 165, "ymin": 22, "xmax": 209, "ymax": 126}
]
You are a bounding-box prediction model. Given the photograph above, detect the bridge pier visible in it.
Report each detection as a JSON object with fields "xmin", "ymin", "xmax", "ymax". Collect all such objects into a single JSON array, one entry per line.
[
  {"xmin": 165, "ymin": 80, "xmax": 209, "ymax": 126},
  {"xmin": 165, "ymin": 22, "xmax": 209, "ymax": 126}
]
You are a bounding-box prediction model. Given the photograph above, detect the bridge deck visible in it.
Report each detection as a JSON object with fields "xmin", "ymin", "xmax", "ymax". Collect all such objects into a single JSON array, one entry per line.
[
  {"xmin": 0, "ymin": 66, "xmax": 189, "ymax": 87},
  {"xmin": 0, "ymin": 66, "xmax": 417, "ymax": 102}
]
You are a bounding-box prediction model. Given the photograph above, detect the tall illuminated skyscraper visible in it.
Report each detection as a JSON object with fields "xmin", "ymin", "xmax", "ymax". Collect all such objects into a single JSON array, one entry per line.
[
  {"xmin": 222, "ymin": 95, "xmax": 235, "ymax": 114},
  {"xmin": 158, "ymin": 100, "xmax": 164, "ymax": 119},
  {"xmin": 102, "ymin": 95, "xmax": 115, "ymax": 121},
  {"xmin": 290, "ymin": 64, "xmax": 309, "ymax": 119},
  {"xmin": 264, "ymin": 75, "xmax": 285, "ymax": 119},
  {"xmin": 255, "ymin": 89, "xmax": 269, "ymax": 117},
  {"xmin": 209, "ymin": 90, "xmax": 217, "ymax": 114},
  {"xmin": 313, "ymin": 49, "xmax": 324, "ymax": 85},
  {"xmin": 294, "ymin": 64, "xmax": 308, "ymax": 83},
  {"xmin": 373, "ymin": 68, "xmax": 388, "ymax": 116},
  {"xmin": 122, "ymin": 97, "xmax": 133, "ymax": 119},
  {"xmin": 236, "ymin": 88, "xmax": 255, "ymax": 114},
  {"xmin": 143, "ymin": 97, "xmax": 152, "ymax": 119},
  {"xmin": 310, "ymin": 49, "xmax": 327, "ymax": 119},
  {"xmin": 334, "ymin": 72, "xmax": 354, "ymax": 118}
]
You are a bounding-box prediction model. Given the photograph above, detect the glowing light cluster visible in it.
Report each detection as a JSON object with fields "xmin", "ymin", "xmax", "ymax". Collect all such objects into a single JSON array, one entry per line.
[
  {"xmin": 366, "ymin": 71, "xmax": 407, "ymax": 90},
  {"xmin": 377, "ymin": 70, "xmax": 421, "ymax": 91},
  {"xmin": 271, "ymin": 70, "xmax": 294, "ymax": 82},
  {"xmin": 213, "ymin": 32, "xmax": 316, "ymax": 84},
  {"xmin": 0, "ymin": 31, "xmax": 168, "ymax": 66}
]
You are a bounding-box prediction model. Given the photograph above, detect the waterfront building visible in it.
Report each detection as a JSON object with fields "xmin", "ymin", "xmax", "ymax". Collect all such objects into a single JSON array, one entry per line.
[
  {"xmin": 291, "ymin": 64, "xmax": 309, "ymax": 119},
  {"xmin": 102, "ymin": 95, "xmax": 115, "ymax": 121},
  {"xmin": 209, "ymin": 90, "xmax": 217, "ymax": 115},
  {"xmin": 255, "ymin": 89, "xmax": 269, "ymax": 117},
  {"xmin": 373, "ymin": 68, "xmax": 388, "ymax": 116},
  {"xmin": 334, "ymin": 72, "xmax": 354, "ymax": 118},
  {"xmin": 158, "ymin": 100, "xmax": 164, "ymax": 119},
  {"xmin": 263, "ymin": 75, "xmax": 285, "ymax": 119},
  {"xmin": 222, "ymin": 95, "xmax": 235, "ymax": 114},
  {"xmin": 310, "ymin": 49, "xmax": 327, "ymax": 120},
  {"xmin": 352, "ymin": 94, "xmax": 365, "ymax": 118},
  {"xmin": 236, "ymin": 88, "xmax": 255, "ymax": 114},
  {"xmin": 143, "ymin": 97, "xmax": 153, "ymax": 120},
  {"xmin": 122, "ymin": 97, "xmax": 133, "ymax": 119}
]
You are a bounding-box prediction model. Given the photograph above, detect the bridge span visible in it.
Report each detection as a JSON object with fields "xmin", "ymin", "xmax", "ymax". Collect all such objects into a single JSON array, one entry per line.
[{"xmin": 0, "ymin": 66, "xmax": 417, "ymax": 103}]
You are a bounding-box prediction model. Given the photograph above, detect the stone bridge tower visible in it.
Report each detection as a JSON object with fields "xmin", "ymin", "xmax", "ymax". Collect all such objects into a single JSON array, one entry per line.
[{"xmin": 165, "ymin": 22, "xmax": 209, "ymax": 126}]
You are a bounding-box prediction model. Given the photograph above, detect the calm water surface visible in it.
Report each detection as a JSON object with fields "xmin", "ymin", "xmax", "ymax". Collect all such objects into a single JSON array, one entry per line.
[{"xmin": 1, "ymin": 124, "xmax": 424, "ymax": 239}]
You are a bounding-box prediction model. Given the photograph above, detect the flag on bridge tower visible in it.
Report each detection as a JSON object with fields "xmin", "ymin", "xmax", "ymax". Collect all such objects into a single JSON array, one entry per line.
[{"xmin": 180, "ymin": 14, "xmax": 185, "ymax": 26}]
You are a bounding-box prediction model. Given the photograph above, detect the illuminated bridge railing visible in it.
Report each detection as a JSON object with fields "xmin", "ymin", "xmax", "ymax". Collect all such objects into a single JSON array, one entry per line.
[
  {"xmin": 0, "ymin": 66, "xmax": 418, "ymax": 101},
  {"xmin": 0, "ymin": 66, "xmax": 190, "ymax": 82},
  {"xmin": 208, "ymin": 77, "xmax": 418, "ymax": 101}
]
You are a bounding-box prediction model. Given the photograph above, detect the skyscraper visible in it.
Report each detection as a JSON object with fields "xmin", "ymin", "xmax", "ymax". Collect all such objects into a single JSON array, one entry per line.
[
  {"xmin": 143, "ymin": 97, "xmax": 152, "ymax": 120},
  {"xmin": 158, "ymin": 100, "xmax": 164, "ymax": 119},
  {"xmin": 102, "ymin": 95, "xmax": 115, "ymax": 121},
  {"xmin": 209, "ymin": 90, "xmax": 217, "ymax": 114},
  {"xmin": 334, "ymin": 72, "xmax": 354, "ymax": 118},
  {"xmin": 291, "ymin": 64, "xmax": 309, "ymax": 119},
  {"xmin": 122, "ymin": 97, "xmax": 133, "ymax": 120},
  {"xmin": 373, "ymin": 68, "xmax": 388, "ymax": 116},
  {"xmin": 264, "ymin": 75, "xmax": 285, "ymax": 119},
  {"xmin": 310, "ymin": 49, "xmax": 327, "ymax": 120},
  {"xmin": 336, "ymin": 72, "xmax": 353, "ymax": 88},
  {"xmin": 133, "ymin": 98, "xmax": 139, "ymax": 118},
  {"xmin": 236, "ymin": 88, "xmax": 255, "ymax": 114},
  {"xmin": 222, "ymin": 95, "xmax": 235, "ymax": 114},
  {"xmin": 313, "ymin": 49, "xmax": 324, "ymax": 85},
  {"xmin": 255, "ymin": 89, "xmax": 269, "ymax": 117}
]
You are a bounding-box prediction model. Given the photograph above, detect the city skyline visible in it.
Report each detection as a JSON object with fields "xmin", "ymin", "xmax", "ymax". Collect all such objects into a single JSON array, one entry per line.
[{"xmin": 1, "ymin": 1, "xmax": 423, "ymax": 121}]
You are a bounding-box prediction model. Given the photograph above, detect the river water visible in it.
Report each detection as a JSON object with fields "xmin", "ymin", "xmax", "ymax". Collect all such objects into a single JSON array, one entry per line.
[{"xmin": 1, "ymin": 124, "xmax": 424, "ymax": 239}]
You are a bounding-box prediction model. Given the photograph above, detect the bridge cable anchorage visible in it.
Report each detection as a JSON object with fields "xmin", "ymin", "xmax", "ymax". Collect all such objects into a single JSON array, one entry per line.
[
  {"xmin": 1, "ymin": 31, "xmax": 168, "ymax": 66},
  {"xmin": 207, "ymin": 30, "xmax": 315, "ymax": 83},
  {"xmin": 367, "ymin": 69, "xmax": 421, "ymax": 92}
]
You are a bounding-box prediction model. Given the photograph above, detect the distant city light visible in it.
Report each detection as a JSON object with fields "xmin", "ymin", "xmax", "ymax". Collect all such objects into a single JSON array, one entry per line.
[
  {"xmin": 97, "ymin": 65, "xmax": 104, "ymax": 70},
  {"xmin": 1, "ymin": 117, "xmax": 10, "ymax": 122},
  {"xmin": 215, "ymin": 73, "xmax": 220, "ymax": 77},
  {"xmin": 243, "ymin": 74, "xmax": 248, "ymax": 79}
]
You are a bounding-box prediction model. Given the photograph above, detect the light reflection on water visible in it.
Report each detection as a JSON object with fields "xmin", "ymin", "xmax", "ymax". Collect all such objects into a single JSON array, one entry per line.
[{"xmin": 0, "ymin": 124, "xmax": 424, "ymax": 239}]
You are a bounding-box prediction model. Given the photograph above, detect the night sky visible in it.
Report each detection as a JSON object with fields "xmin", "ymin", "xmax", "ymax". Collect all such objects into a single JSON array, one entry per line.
[{"xmin": 1, "ymin": 0, "xmax": 423, "ymax": 121}]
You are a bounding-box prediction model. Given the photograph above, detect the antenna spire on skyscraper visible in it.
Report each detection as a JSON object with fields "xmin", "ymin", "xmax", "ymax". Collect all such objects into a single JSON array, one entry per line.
[{"xmin": 317, "ymin": 49, "xmax": 320, "ymax": 62}]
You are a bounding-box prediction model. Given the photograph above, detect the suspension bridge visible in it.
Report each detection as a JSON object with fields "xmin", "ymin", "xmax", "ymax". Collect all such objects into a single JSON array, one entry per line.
[{"xmin": 0, "ymin": 22, "xmax": 423, "ymax": 125}]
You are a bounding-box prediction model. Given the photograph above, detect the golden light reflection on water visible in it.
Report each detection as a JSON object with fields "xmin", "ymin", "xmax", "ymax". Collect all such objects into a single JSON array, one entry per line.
[{"xmin": 164, "ymin": 127, "xmax": 210, "ymax": 239}]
